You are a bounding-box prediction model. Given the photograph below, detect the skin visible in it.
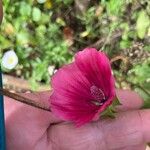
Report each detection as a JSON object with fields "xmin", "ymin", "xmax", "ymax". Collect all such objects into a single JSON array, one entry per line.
[
  {"xmin": 1, "ymin": 3, "xmax": 150, "ymax": 150},
  {"xmin": 4, "ymin": 90, "xmax": 150, "ymax": 150}
]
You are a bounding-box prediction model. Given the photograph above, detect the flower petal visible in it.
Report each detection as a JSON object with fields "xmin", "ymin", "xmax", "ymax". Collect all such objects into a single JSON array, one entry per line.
[
  {"xmin": 50, "ymin": 63, "xmax": 99, "ymax": 125},
  {"xmin": 75, "ymin": 48, "xmax": 115, "ymax": 98},
  {"xmin": 50, "ymin": 48, "xmax": 116, "ymax": 126}
]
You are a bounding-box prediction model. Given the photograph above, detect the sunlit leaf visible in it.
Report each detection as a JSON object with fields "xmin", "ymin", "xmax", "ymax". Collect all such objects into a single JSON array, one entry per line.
[
  {"xmin": 136, "ymin": 11, "xmax": 150, "ymax": 39},
  {"xmin": 0, "ymin": 35, "xmax": 13, "ymax": 49},
  {"xmin": 106, "ymin": 0, "xmax": 124, "ymax": 16},
  {"xmin": 16, "ymin": 31, "xmax": 30, "ymax": 45},
  {"xmin": 19, "ymin": 2, "xmax": 31, "ymax": 17},
  {"xmin": 32, "ymin": 7, "xmax": 42, "ymax": 22}
]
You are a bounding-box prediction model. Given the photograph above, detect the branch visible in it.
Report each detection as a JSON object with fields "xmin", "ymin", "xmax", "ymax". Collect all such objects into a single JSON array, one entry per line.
[
  {"xmin": 110, "ymin": 55, "xmax": 128, "ymax": 64},
  {"xmin": 0, "ymin": 88, "xmax": 50, "ymax": 112},
  {"xmin": 75, "ymin": 0, "xmax": 91, "ymax": 15},
  {"xmin": 90, "ymin": 31, "xmax": 122, "ymax": 49}
]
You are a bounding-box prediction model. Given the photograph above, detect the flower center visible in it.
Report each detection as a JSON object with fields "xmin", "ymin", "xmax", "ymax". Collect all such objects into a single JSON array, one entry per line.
[{"xmin": 90, "ymin": 85, "xmax": 106, "ymax": 106}]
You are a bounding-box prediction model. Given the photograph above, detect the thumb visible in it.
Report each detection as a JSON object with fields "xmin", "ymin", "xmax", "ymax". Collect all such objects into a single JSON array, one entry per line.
[{"xmin": 4, "ymin": 91, "xmax": 61, "ymax": 145}]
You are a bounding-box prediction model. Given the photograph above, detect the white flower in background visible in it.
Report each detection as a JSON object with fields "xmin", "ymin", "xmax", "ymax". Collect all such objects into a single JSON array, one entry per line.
[
  {"xmin": 1, "ymin": 50, "xmax": 18, "ymax": 70},
  {"xmin": 37, "ymin": 0, "xmax": 46, "ymax": 4},
  {"xmin": 48, "ymin": 65, "xmax": 55, "ymax": 76}
]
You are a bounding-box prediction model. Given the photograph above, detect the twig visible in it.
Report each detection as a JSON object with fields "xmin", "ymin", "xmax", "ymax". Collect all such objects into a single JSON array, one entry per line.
[
  {"xmin": 90, "ymin": 25, "xmax": 136, "ymax": 49},
  {"xmin": 0, "ymin": 88, "xmax": 51, "ymax": 112},
  {"xmin": 110, "ymin": 55, "xmax": 128, "ymax": 64},
  {"xmin": 75, "ymin": 0, "xmax": 91, "ymax": 15},
  {"xmin": 90, "ymin": 31, "xmax": 122, "ymax": 49}
]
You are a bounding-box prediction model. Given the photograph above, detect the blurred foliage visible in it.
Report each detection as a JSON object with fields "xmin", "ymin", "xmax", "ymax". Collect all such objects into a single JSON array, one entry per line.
[{"xmin": 0, "ymin": 0, "xmax": 150, "ymax": 102}]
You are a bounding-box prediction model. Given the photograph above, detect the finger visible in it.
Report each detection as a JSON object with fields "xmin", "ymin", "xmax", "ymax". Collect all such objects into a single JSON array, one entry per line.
[
  {"xmin": 120, "ymin": 144, "xmax": 146, "ymax": 150},
  {"xmin": 116, "ymin": 90, "xmax": 143, "ymax": 111},
  {"xmin": 48, "ymin": 109, "xmax": 150, "ymax": 150},
  {"xmin": 140, "ymin": 110, "xmax": 150, "ymax": 142},
  {"xmin": 98, "ymin": 110, "xmax": 150, "ymax": 149}
]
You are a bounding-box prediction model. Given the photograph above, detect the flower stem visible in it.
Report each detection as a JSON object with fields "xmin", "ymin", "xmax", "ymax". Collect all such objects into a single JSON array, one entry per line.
[{"xmin": 0, "ymin": 88, "xmax": 51, "ymax": 112}]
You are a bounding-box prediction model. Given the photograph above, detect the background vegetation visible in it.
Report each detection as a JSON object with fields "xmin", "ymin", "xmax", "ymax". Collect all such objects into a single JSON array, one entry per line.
[{"xmin": 0, "ymin": 0, "xmax": 150, "ymax": 104}]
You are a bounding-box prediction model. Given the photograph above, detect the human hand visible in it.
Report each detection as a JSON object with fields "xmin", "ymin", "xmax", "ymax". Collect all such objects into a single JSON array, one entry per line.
[{"xmin": 4, "ymin": 90, "xmax": 150, "ymax": 150}]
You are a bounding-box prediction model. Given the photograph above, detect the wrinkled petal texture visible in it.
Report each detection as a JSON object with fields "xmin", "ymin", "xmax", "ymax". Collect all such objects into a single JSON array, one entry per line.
[{"xmin": 50, "ymin": 48, "xmax": 115, "ymax": 126}]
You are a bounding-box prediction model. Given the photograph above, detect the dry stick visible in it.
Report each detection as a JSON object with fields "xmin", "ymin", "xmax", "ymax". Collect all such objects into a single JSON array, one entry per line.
[
  {"xmin": 0, "ymin": 88, "xmax": 51, "ymax": 112},
  {"xmin": 90, "ymin": 26, "xmax": 135, "ymax": 49},
  {"xmin": 110, "ymin": 55, "xmax": 128, "ymax": 64},
  {"xmin": 89, "ymin": 32, "xmax": 122, "ymax": 49}
]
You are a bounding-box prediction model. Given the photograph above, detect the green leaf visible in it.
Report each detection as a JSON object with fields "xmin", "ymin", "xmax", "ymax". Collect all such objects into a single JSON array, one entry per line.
[
  {"xmin": 19, "ymin": 2, "xmax": 32, "ymax": 17},
  {"xmin": 0, "ymin": 35, "xmax": 13, "ymax": 49},
  {"xmin": 112, "ymin": 96, "xmax": 122, "ymax": 106},
  {"xmin": 16, "ymin": 31, "xmax": 30, "ymax": 45},
  {"xmin": 32, "ymin": 7, "xmax": 42, "ymax": 22},
  {"xmin": 135, "ymin": 87, "xmax": 150, "ymax": 109},
  {"xmin": 136, "ymin": 11, "xmax": 150, "ymax": 39},
  {"xmin": 106, "ymin": 0, "xmax": 124, "ymax": 16},
  {"xmin": 120, "ymin": 40, "xmax": 131, "ymax": 49},
  {"xmin": 40, "ymin": 13, "xmax": 50, "ymax": 24},
  {"xmin": 144, "ymin": 46, "xmax": 150, "ymax": 52},
  {"xmin": 100, "ymin": 96, "xmax": 121, "ymax": 119},
  {"xmin": 128, "ymin": 62, "xmax": 150, "ymax": 85},
  {"xmin": 29, "ymin": 78, "xmax": 39, "ymax": 91},
  {"xmin": 100, "ymin": 107, "xmax": 116, "ymax": 119}
]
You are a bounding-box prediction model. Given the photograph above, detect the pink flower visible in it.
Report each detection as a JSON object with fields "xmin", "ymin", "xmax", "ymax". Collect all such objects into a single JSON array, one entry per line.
[{"xmin": 50, "ymin": 48, "xmax": 115, "ymax": 126}]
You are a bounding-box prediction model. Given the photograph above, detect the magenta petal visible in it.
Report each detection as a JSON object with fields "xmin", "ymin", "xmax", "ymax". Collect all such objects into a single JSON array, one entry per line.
[
  {"xmin": 75, "ymin": 48, "xmax": 115, "ymax": 98},
  {"xmin": 50, "ymin": 63, "xmax": 99, "ymax": 126},
  {"xmin": 50, "ymin": 48, "xmax": 116, "ymax": 126}
]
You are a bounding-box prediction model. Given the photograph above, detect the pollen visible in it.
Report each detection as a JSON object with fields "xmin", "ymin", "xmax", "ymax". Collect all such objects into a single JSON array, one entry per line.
[
  {"xmin": 8, "ymin": 57, "xmax": 15, "ymax": 64},
  {"xmin": 90, "ymin": 85, "xmax": 106, "ymax": 106}
]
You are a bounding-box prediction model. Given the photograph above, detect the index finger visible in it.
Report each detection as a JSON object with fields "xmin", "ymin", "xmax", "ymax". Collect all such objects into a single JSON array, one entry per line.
[{"xmin": 116, "ymin": 89, "xmax": 143, "ymax": 111}]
